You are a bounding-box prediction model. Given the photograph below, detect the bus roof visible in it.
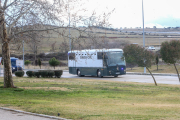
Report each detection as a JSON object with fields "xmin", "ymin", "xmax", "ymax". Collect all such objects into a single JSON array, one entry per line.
[{"xmin": 68, "ymin": 49, "xmax": 123, "ymax": 53}]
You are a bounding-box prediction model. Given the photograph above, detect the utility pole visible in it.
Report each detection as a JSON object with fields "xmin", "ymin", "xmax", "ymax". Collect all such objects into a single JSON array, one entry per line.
[{"xmin": 142, "ymin": 0, "xmax": 146, "ymax": 73}]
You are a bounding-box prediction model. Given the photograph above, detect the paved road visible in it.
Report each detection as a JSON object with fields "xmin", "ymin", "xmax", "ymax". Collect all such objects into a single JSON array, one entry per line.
[
  {"xmin": 0, "ymin": 108, "xmax": 61, "ymax": 120},
  {"xmin": 62, "ymin": 72, "xmax": 180, "ymax": 85},
  {"xmin": 0, "ymin": 70, "xmax": 179, "ymax": 85}
]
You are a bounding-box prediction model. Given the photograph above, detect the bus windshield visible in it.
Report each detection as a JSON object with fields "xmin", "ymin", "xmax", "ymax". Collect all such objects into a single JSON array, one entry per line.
[{"xmin": 106, "ymin": 52, "xmax": 125, "ymax": 66}]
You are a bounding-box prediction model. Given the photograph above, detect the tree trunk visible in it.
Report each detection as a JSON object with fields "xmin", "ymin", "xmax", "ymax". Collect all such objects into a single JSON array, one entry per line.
[
  {"xmin": 173, "ymin": 63, "xmax": 180, "ymax": 82},
  {"xmin": 0, "ymin": 13, "xmax": 15, "ymax": 88},
  {"xmin": 146, "ymin": 67, "xmax": 157, "ymax": 86},
  {"xmin": 157, "ymin": 64, "xmax": 158, "ymax": 71},
  {"xmin": 2, "ymin": 42, "xmax": 15, "ymax": 88}
]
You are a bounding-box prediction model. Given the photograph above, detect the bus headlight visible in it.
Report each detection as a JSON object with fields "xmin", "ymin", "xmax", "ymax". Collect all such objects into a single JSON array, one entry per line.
[{"xmin": 117, "ymin": 66, "xmax": 119, "ymax": 71}]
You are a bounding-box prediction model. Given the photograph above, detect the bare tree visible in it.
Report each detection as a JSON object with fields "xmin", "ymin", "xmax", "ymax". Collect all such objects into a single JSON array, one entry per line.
[
  {"xmin": 0, "ymin": 0, "xmax": 71, "ymax": 88},
  {"xmin": 27, "ymin": 32, "xmax": 42, "ymax": 65},
  {"xmin": 0, "ymin": 0, "xmax": 113, "ymax": 88}
]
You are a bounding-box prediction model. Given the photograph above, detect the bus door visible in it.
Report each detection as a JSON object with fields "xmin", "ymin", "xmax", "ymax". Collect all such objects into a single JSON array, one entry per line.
[
  {"xmin": 103, "ymin": 53, "xmax": 108, "ymax": 75},
  {"xmin": 98, "ymin": 52, "xmax": 108, "ymax": 76}
]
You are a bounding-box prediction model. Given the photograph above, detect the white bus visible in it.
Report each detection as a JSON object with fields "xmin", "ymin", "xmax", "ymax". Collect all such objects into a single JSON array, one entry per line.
[{"xmin": 68, "ymin": 49, "xmax": 126, "ymax": 77}]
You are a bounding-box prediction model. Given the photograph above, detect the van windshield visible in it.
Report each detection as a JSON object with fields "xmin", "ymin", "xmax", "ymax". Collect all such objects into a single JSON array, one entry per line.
[
  {"xmin": 106, "ymin": 52, "xmax": 125, "ymax": 66},
  {"xmin": 11, "ymin": 61, "xmax": 16, "ymax": 66}
]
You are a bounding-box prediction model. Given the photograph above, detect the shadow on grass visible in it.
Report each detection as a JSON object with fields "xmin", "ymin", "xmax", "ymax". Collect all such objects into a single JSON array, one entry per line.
[{"xmin": 152, "ymin": 69, "xmax": 164, "ymax": 72}]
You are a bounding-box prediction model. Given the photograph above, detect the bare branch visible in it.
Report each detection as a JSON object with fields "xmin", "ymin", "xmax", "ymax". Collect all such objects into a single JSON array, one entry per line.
[
  {"xmin": 9, "ymin": 25, "xmax": 89, "ymax": 41},
  {"xmin": 8, "ymin": 2, "xmax": 35, "ymax": 35},
  {"xmin": 3, "ymin": 0, "xmax": 8, "ymax": 9},
  {"xmin": 4, "ymin": 0, "xmax": 18, "ymax": 10}
]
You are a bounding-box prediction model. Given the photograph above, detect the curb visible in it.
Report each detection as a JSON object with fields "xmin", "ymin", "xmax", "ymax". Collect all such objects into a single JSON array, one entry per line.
[{"xmin": 0, "ymin": 107, "xmax": 70, "ymax": 120}]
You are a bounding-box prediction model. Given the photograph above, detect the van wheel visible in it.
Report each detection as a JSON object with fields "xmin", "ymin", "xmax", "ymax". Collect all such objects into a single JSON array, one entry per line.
[
  {"xmin": 114, "ymin": 75, "xmax": 118, "ymax": 77},
  {"xmin": 77, "ymin": 70, "xmax": 82, "ymax": 77},
  {"xmin": 97, "ymin": 70, "xmax": 103, "ymax": 78}
]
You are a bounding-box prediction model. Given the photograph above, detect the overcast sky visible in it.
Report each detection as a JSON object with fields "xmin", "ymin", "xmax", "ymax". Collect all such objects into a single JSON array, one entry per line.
[{"xmin": 84, "ymin": 0, "xmax": 180, "ymax": 28}]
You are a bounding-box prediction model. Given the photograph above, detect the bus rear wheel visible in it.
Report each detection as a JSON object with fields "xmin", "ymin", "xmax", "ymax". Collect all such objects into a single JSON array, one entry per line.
[
  {"xmin": 114, "ymin": 75, "xmax": 118, "ymax": 77},
  {"xmin": 97, "ymin": 70, "xmax": 103, "ymax": 78}
]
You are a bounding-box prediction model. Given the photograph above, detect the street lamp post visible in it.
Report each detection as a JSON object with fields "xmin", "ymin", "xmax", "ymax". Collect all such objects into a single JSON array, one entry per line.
[
  {"xmin": 23, "ymin": 40, "xmax": 24, "ymax": 70},
  {"xmin": 142, "ymin": 0, "xmax": 146, "ymax": 73}
]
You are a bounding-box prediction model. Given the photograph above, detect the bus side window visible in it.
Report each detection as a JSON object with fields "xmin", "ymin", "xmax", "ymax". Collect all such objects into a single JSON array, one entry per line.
[
  {"xmin": 69, "ymin": 53, "xmax": 75, "ymax": 60},
  {"xmin": 97, "ymin": 52, "xmax": 103, "ymax": 59}
]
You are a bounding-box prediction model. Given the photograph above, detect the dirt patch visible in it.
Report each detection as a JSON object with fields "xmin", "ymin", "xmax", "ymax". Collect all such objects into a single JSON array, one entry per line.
[
  {"xmin": 152, "ymin": 69, "xmax": 164, "ymax": 72},
  {"xmin": 19, "ymin": 87, "xmax": 69, "ymax": 91}
]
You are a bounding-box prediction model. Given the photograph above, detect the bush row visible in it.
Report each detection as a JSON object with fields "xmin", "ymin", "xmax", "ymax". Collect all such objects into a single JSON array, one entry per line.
[
  {"xmin": 15, "ymin": 70, "xmax": 63, "ymax": 78},
  {"xmin": 26, "ymin": 70, "xmax": 63, "ymax": 78}
]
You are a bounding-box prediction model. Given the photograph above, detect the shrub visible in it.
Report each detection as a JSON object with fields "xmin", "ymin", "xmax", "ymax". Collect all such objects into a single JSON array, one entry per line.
[
  {"xmin": 40, "ymin": 70, "xmax": 48, "ymax": 78},
  {"xmin": 24, "ymin": 60, "xmax": 31, "ymax": 66},
  {"xmin": 15, "ymin": 71, "xmax": 24, "ymax": 77},
  {"xmin": 26, "ymin": 71, "xmax": 34, "ymax": 77},
  {"xmin": 54, "ymin": 70, "xmax": 63, "ymax": 78},
  {"xmin": 48, "ymin": 71, "xmax": 55, "ymax": 78},
  {"xmin": 34, "ymin": 71, "xmax": 40, "ymax": 78},
  {"xmin": 49, "ymin": 57, "xmax": 60, "ymax": 69}
]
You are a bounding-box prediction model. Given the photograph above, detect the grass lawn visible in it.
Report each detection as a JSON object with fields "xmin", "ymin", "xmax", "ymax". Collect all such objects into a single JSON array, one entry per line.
[
  {"xmin": 0, "ymin": 77, "xmax": 180, "ymax": 120},
  {"xmin": 127, "ymin": 64, "xmax": 180, "ymax": 74}
]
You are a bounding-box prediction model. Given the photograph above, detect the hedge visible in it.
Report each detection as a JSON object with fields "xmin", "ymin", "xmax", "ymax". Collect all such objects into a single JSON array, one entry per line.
[
  {"xmin": 34, "ymin": 71, "xmax": 40, "ymax": 78},
  {"xmin": 54, "ymin": 70, "xmax": 63, "ymax": 78},
  {"xmin": 26, "ymin": 71, "xmax": 34, "ymax": 77},
  {"xmin": 15, "ymin": 71, "xmax": 24, "ymax": 77}
]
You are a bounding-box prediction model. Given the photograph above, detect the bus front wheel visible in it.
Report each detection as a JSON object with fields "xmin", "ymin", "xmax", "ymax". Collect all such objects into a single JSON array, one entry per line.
[
  {"xmin": 97, "ymin": 70, "xmax": 103, "ymax": 78},
  {"xmin": 77, "ymin": 70, "xmax": 84, "ymax": 77},
  {"xmin": 77, "ymin": 70, "xmax": 82, "ymax": 77}
]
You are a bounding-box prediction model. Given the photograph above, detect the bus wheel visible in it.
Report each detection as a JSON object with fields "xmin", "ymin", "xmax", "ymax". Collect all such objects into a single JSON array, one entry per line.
[
  {"xmin": 97, "ymin": 70, "xmax": 103, "ymax": 78},
  {"xmin": 77, "ymin": 70, "xmax": 82, "ymax": 77},
  {"xmin": 114, "ymin": 75, "xmax": 118, "ymax": 77}
]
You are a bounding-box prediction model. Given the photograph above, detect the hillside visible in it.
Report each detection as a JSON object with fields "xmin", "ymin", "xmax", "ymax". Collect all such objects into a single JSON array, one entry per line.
[{"xmin": 1, "ymin": 26, "xmax": 180, "ymax": 57}]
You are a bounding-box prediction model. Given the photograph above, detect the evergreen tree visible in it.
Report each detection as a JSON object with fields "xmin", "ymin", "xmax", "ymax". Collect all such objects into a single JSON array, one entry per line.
[{"xmin": 49, "ymin": 57, "xmax": 60, "ymax": 69}]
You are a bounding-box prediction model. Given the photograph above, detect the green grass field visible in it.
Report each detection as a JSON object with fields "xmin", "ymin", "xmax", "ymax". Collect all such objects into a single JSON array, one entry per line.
[{"xmin": 0, "ymin": 77, "xmax": 180, "ymax": 120}]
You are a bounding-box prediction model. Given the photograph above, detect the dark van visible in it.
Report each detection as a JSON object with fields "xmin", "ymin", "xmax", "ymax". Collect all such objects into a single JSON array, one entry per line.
[{"xmin": 11, "ymin": 57, "xmax": 22, "ymax": 73}]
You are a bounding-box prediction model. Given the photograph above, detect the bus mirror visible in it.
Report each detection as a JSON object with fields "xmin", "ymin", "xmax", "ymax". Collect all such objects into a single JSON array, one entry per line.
[{"xmin": 104, "ymin": 55, "xmax": 108, "ymax": 59}]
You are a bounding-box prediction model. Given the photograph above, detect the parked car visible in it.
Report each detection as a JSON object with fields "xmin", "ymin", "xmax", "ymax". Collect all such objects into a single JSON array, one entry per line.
[{"xmin": 148, "ymin": 46, "xmax": 155, "ymax": 50}]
